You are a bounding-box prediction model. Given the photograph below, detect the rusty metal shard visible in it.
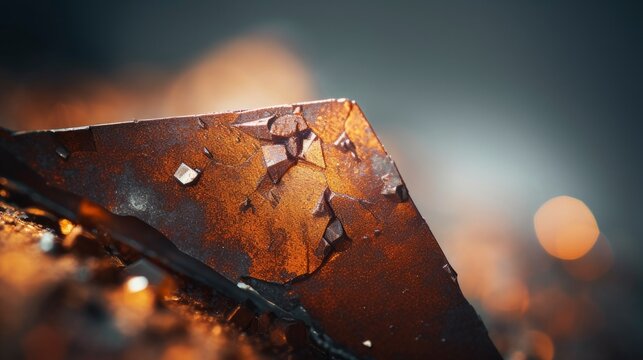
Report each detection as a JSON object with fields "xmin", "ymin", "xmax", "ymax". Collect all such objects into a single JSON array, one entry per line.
[
  {"xmin": 0, "ymin": 146, "xmax": 366, "ymax": 359},
  {"xmin": 0, "ymin": 99, "xmax": 500, "ymax": 359}
]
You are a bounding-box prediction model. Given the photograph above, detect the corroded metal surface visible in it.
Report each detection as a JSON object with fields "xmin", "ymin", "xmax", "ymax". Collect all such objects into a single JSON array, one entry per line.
[{"xmin": 1, "ymin": 99, "xmax": 500, "ymax": 359}]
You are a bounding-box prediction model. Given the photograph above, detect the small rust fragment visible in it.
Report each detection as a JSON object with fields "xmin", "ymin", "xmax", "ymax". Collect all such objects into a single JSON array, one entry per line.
[
  {"xmin": 299, "ymin": 131, "xmax": 325, "ymax": 168},
  {"xmin": 380, "ymin": 156, "xmax": 409, "ymax": 202},
  {"xmin": 261, "ymin": 144, "xmax": 293, "ymax": 183},
  {"xmin": 173, "ymin": 163, "xmax": 200, "ymax": 185},
  {"xmin": 270, "ymin": 114, "xmax": 308, "ymax": 138},
  {"xmin": 323, "ymin": 218, "xmax": 345, "ymax": 245},
  {"xmin": 233, "ymin": 115, "xmax": 275, "ymax": 140},
  {"xmin": 381, "ymin": 173, "xmax": 408, "ymax": 202},
  {"xmin": 333, "ymin": 131, "xmax": 358, "ymax": 160}
]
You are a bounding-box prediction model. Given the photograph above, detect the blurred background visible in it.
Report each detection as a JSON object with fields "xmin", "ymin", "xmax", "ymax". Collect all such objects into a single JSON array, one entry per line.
[{"xmin": 1, "ymin": 1, "xmax": 641, "ymax": 358}]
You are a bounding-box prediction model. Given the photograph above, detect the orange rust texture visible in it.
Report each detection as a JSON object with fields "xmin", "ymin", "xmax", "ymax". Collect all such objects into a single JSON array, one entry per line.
[
  {"xmin": 6, "ymin": 99, "xmax": 499, "ymax": 359},
  {"xmin": 9, "ymin": 100, "xmax": 363, "ymax": 283}
]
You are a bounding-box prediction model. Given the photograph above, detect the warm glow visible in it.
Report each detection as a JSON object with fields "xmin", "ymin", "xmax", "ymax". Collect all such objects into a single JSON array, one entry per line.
[
  {"xmin": 563, "ymin": 234, "xmax": 613, "ymax": 281},
  {"xmin": 162, "ymin": 344, "xmax": 196, "ymax": 360},
  {"xmin": 212, "ymin": 325, "xmax": 222, "ymax": 336},
  {"xmin": 0, "ymin": 34, "xmax": 314, "ymax": 131},
  {"xmin": 165, "ymin": 35, "xmax": 314, "ymax": 116},
  {"xmin": 441, "ymin": 209, "xmax": 529, "ymax": 318},
  {"xmin": 528, "ymin": 330, "xmax": 555, "ymax": 360},
  {"xmin": 58, "ymin": 219, "xmax": 75, "ymax": 235},
  {"xmin": 534, "ymin": 196, "xmax": 599, "ymax": 260},
  {"xmin": 481, "ymin": 278, "xmax": 530, "ymax": 316}
]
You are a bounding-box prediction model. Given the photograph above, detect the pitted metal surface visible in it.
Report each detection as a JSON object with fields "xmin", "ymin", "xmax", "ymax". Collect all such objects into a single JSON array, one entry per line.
[{"xmin": 1, "ymin": 99, "xmax": 500, "ymax": 359}]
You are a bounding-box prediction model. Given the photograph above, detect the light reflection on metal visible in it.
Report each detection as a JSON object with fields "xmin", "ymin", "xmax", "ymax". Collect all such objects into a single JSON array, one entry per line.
[{"xmin": 0, "ymin": 99, "xmax": 500, "ymax": 359}]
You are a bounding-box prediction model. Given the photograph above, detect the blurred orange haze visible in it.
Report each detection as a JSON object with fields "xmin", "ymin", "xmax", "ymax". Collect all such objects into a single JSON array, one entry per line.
[{"xmin": 0, "ymin": 35, "xmax": 315, "ymax": 131}]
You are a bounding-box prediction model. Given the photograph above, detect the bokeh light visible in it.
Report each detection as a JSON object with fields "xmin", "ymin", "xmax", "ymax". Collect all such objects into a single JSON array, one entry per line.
[
  {"xmin": 534, "ymin": 196, "xmax": 600, "ymax": 260},
  {"xmin": 0, "ymin": 34, "xmax": 314, "ymax": 131},
  {"xmin": 125, "ymin": 276, "xmax": 149, "ymax": 293},
  {"xmin": 164, "ymin": 35, "xmax": 315, "ymax": 115},
  {"xmin": 58, "ymin": 219, "xmax": 75, "ymax": 236}
]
